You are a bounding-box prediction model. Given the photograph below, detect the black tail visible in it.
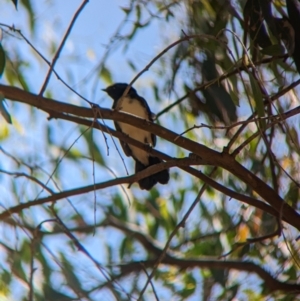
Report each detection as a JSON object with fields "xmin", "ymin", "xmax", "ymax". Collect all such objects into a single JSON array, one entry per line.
[{"xmin": 135, "ymin": 156, "xmax": 169, "ymax": 190}]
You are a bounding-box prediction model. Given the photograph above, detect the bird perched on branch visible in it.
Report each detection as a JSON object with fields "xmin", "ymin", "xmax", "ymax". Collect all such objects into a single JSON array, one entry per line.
[{"xmin": 102, "ymin": 83, "xmax": 169, "ymax": 190}]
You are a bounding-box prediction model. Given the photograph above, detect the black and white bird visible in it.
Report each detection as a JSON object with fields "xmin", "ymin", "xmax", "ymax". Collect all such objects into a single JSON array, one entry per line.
[{"xmin": 102, "ymin": 83, "xmax": 169, "ymax": 190}]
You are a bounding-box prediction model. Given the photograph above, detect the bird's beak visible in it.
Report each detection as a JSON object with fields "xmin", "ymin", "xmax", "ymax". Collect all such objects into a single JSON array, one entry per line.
[{"xmin": 101, "ymin": 88, "xmax": 107, "ymax": 92}]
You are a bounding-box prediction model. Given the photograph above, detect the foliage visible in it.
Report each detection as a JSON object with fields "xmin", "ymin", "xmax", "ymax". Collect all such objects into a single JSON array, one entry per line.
[{"xmin": 0, "ymin": 0, "xmax": 299, "ymax": 300}]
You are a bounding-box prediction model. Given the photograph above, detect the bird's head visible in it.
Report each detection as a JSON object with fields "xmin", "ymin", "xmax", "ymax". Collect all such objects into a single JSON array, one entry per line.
[{"xmin": 102, "ymin": 83, "xmax": 137, "ymax": 100}]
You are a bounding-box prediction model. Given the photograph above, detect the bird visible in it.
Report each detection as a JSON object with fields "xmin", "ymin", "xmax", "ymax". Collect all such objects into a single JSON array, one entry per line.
[{"xmin": 102, "ymin": 83, "xmax": 169, "ymax": 190}]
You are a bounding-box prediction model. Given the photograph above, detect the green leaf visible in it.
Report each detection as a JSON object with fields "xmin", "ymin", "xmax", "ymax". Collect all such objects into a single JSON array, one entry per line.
[
  {"xmin": 120, "ymin": 6, "xmax": 131, "ymax": 14},
  {"xmin": 127, "ymin": 59, "xmax": 137, "ymax": 71},
  {"xmin": 80, "ymin": 127, "xmax": 104, "ymax": 166},
  {"xmin": 239, "ymin": 243, "xmax": 251, "ymax": 257},
  {"xmin": 261, "ymin": 44, "xmax": 285, "ymax": 56},
  {"xmin": 201, "ymin": 53, "xmax": 237, "ymax": 124},
  {"xmin": 286, "ymin": 126, "xmax": 300, "ymax": 150},
  {"xmin": 136, "ymin": 4, "xmax": 141, "ymax": 21},
  {"xmin": 0, "ymin": 94, "xmax": 12, "ymax": 124},
  {"xmin": 286, "ymin": 183, "xmax": 299, "ymax": 208},
  {"xmin": 244, "ymin": 0, "xmax": 272, "ymax": 48},
  {"xmin": 227, "ymin": 82, "xmax": 240, "ymax": 106},
  {"xmin": 120, "ymin": 237, "xmax": 133, "ymax": 258},
  {"xmin": 211, "ymin": 268, "xmax": 227, "ymax": 286},
  {"xmin": 0, "ymin": 270, "xmax": 11, "ymax": 296},
  {"xmin": 11, "ymin": 0, "xmax": 18, "ymax": 9},
  {"xmin": 43, "ymin": 284, "xmax": 74, "ymax": 301},
  {"xmin": 20, "ymin": 0, "xmax": 35, "ymax": 32},
  {"xmin": 19, "ymin": 241, "xmax": 31, "ymax": 263},
  {"xmin": 61, "ymin": 147, "xmax": 83, "ymax": 160},
  {"xmin": 0, "ymin": 44, "xmax": 6, "ymax": 77},
  {"xmin": 60, "ymin": 253, "xmax": 82, "ymax": 291},
  {"xmin": 99, "ymin": 66, "xmax": 112, "ymax": 85},
  {"xmin": 11, "ymin": 252, "xmax": 27, "ymax": 281},
  {"xmin": 18, "ymin": 71, "xmax": 30, "ymax": 91},
  {"xmin": 179, "ymin": 273, "xmax": 196, "ymax": 298},
  {"xmin": 111, "ymin": 193, "xmax": 128, "ymax": 219},
  {"xmin": 188, "ymin": 239, "xmax": 222, "ymax": 257},
  {"xmin": 248, "ymin": 72, "xmax": 266, "ymax": 128}
]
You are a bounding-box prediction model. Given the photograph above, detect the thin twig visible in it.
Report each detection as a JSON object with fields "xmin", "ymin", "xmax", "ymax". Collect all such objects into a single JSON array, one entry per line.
[
  {"xmin": 93, "ymin": 106, "xmax": 129, "ymax": 175},
  {"xmin": 171, "ymin": 218, "xmax": 243, "ymax": 249},
  {"xmin": 118, "ymin": 258, "xmax": 300, "ymax": 293},
  {"xmin": 175, "ymin": 115, "xmax": 277, "ymax": 140},
  {"xmin": 1, "ymin": 85, "xmax": 300, "ymax": 229},
  {"xmin": 227, "ymin": 79, "xmax": 300, "ymax": 152},
  {"xmin": 155, "ymin": 55, "xmax": 287, "ymax": 119},
  {"xmin": 0, "ymin": 169, "xmax": 54, "ymax": 194},
  {"xmin": 141, "ymin": 266, "xmax": 160, "ymax": 301},
  {"xmin": 219, "ymin": 220, "xmax": 282, "ymax": 258},
  {"xmin": 137, "ymin": 167, "xmax": 217, "ymax": 300},
  {"xmin": 124, "ymin": 33, "xmax": 222, "ymax": 98},
  {"xmin": 34, "ymin": 125, "xmax": 90, "ymax": 201},
  {"xmin": 0, "ymin": 159, "xmax": 189, "ymax": 220},
  {"xmin": 39, "ymin": 0, "xmax": 89, "ymax": 95},
  {"xmin": 232, "ymin": 106, "xmax": 300, "ymax": 156},
  {"xmin": 49, "ymin": 205, "xmax": 131, "ymax": 300}
]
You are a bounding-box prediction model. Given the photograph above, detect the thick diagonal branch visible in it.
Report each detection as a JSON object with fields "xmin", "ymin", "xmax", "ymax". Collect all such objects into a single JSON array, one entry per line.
[{"xmin": 0, "ymin": 85, "xmax": 300, "ymax": 230}]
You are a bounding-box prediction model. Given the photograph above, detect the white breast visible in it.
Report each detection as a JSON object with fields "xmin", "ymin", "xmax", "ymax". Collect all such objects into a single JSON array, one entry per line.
[{"xmin": 116, "ymin": 96, "xmax": 152, "ymax": 165}]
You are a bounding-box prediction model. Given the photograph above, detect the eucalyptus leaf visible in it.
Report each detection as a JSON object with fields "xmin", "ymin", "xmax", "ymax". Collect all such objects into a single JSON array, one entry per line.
[
  {"xmin": 0, "ymin": 44, "xmax": 6, "ymax": 77},
  {"xmin": 0, "ymin": 94, "xmax": 12, "ymax": 124}
]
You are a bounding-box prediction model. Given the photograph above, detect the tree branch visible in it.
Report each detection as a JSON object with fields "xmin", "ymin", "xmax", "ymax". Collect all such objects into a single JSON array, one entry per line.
[
  {"xmin": 0, "ymin": 121, "xmax": 283, "ymax": 223},
  {"xmin": 1, "ymin": 85, "xmax": 300, "ymax": 230},
  {"xmin": 118, "ymin": 258, "xmax": 300, "ymax": 294},
  {"xmin": 101, "ymin": 214, "xmax": 300, "ymax": 294},
  {"xmin": 39, "ymin": 0, "xmax": 89, "ymax": 95}
]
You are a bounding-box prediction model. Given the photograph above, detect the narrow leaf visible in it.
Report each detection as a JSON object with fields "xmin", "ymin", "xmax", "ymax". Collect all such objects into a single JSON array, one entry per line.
[
  {"xmin": 99, "ymin": 66, "xmax": 112, "ymax": 85},
  {"xmin": 11, "ymin": 0, "xmax": 18, "ymax": 9},
  {"xmin": 20, "ymin": 0, "xmax": 35, "ymax": 32},
  {"xmin": 0, "ymin": 94, "xmax": 12, "ymax": 124},
  {"xmin": 0, "ymin": 44, "xmax": 6, "ymax": 77},
  {"xmin": 249, "ymin": 73, "xmax": 265, "ymax": 128},
  {"xmin": 261, "ymin": 44, "xmax": 285, "ymax": 56}
]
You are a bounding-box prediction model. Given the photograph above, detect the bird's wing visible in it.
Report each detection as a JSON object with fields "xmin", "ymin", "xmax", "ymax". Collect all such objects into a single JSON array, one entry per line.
[
  {"xmin": 114, "ymin": 121, "xmax": 132, "ymax": 157},
  {"xmin": 151, "ymin": 133, "xmax": 156, "ymax": 147}
]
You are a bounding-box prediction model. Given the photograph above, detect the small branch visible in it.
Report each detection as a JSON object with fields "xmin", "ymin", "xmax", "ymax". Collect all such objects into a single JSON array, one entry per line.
[
  {"xmin": 137, "ymin": 168, "xmax": 217, "ymax": 299},
  {"xmin": 156, "ymin": 55, "xmax": 288, "ymax": 119},
  {"xmin": 93, "ymin": 106, "xmax": 129, "ymax": 175},
  {"xmin": 220, "ymin": 220, "xmax": 282, "ymax": 258},
  {"xmin": 227, "ymin": 78, "xmax": 300, "ymax": 151},
  {"xmin": 49, "ymin": 206, "xmax": 130, "ymax": 299},
  {"xmin": 230, "ymin": 105, "xmax": 300, "ymax": 156},
  {"xmin": 0, "ymin": 22, "xmax": 94, "ymax": 106},
  {"xmin": 101, "ymin": 200, "xmax": 294, "ymax": 295},
  {"xmin": 0, "ymin": 169, "xmax": 54, "ymax": 194},
  {"xmin": 142, "ymin": 266, "xmax": 159, "ymax": 301},
  {"xmin": 1, "ymin": 85, "xmax": 300, "ymax": 230},
  {"xmin": 0, "ymin": 159, "xmax": 185, "ymax": 220},
  {"xmin": 175, "ymin": 115, "xmax": 281, "ymax": 140},
  {"xmin": 34, "ymin": 124, "xmax": 90, "ymax": 202},
  {"xmin": 4, "ymin": 218, "xmax": 103, "ymax": 236},
  {"xmin": 124, "ymin": 33, "xmax": 220, "ymax": 98},
  {"xmin": 105, "ymin": 215, "xmax": 166, "ymax": 257},
  {"xmin": 0, "ymin": 115, "xmax": 291, "ymax": 226},
  {"xmin": 171, "ymin": 218, "xmax": 243, "ymax": 249},
  {"xmin": 118, "ymin": 258, "xmax": 300, "ymax": 293},
  {"xmin": 39, "ymin": 0, "xmax": 89, "ymax": 95}
]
